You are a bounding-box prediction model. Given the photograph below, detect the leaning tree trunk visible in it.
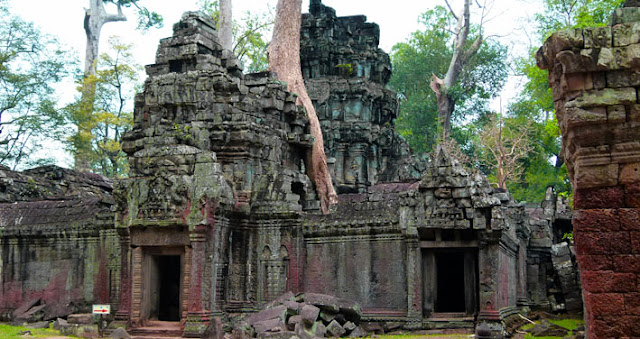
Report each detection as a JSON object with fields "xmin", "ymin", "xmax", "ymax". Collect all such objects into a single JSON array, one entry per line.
[
  {"xmin": 76, "ymin": 0, "xmax": 126, "ymax": 171},
  {"xmin": 429, "ymin": 0, "xmax": 482, "ymax": 137},
  {"xmin": 219, "ymin": 0, "xmax": 233, "ymax": 51},
  {"xmin": 269, "ymin": 0, "xmax": 337, "ymax": 214}
]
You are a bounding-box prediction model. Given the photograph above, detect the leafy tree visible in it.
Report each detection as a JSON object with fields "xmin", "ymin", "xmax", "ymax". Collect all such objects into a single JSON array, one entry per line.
[
  {"xmin": 506, "ymin": 0, "xmax": 624, "ymax": 202},
  {"xmin": 389, "ymin": 5, "xmax": 508, "ymax": 154},
  {"xmin": 0, "ymin": 3, "xmax": 74, "ymax": 169},
  {"xmin": 67, "ymin": 37, "xmax": 137, "ymax": 177},
  {"xmin": 76, "ymin": 0, "xmax": 162, "ymax": 171},
  {"xmin": 201, "ymin": 0, "xmax": 272, "ymax": 72}
]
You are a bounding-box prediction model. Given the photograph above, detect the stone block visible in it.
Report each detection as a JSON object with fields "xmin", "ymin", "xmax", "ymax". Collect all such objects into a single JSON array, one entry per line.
[
  {"xmin": 26, "ymin": 321, "xmax": 50, "ymax": 329},
  {"xmin": 319, "ymin": 310, "xmax": 336, "ymax": 323},
  {"xmin": 573, "ymin": 209, "xmax": 620, "ymax": 232},
  {"xmin": 253, "ymin": 318, "xmax": 285, "ymax": 334},
  {"xmin": 620, "ymin": 208, "xmax": 640, "ymax": 230},
  {"xmin": 257, "ymin": 332, "xmax": 297, "ymax": 339},
  {"xmin": 582, "ymin": 270, "xmax": 637, "ymax": 293},
  {"xmin": 575, "ymin": 186, "xmax": 625, "ymax": 209},
  {"xmin": 582, "ymin": 26, "xmax": 613, "ymax": 48},
  {"xmin": 53, "ymin": 318, "xmax": 68, "ymax": 330},
  {"xmin": 592, "ymin": 319, "xmax": 625, "ymax": 338},
  {"xmin": 613, "ymin": 7, "xmax": 640, "ymax": 24},
  {"xmin": 565, "ymin": 88, "xmax": 636, "ymax": 109},
  {"xmin": 625, "ymin": 182, "xmax": 640, "ymax": 207},
  {"xmin": 343, "ymin": 321, "xmax": 356, "ymax": 331},
  {"xmin": 632, "ymin": 231, "xmax": 640, "ymax": 253},
  {"xmin": 562, "ymin": 107, "xmax": 607, "ymax": 128},
  {"xmin": 624, "ymin": 293, "xmax": 640, "ymax": 314},
  {"xmin": 108, "ymin": 327, "xmax": 131, "ymax": 339},
  {"xmin": 348, "ymin": 326, "xmax": 364, "ymax": 337},
  {"xmin": 286, "ymin": 315, "xmax": 301, "ymax": 331},
  {"xmin": 620, "ymin": 163, "xmax": 640, "ymax": 185},
  {"xmin": 326, "ymin": 319, "xmax": 346, "ymax": 337},
  {"xmin": 300, "ymin": 304, "xmax": 320, "ymax": 325},
  {"xmin": 578, "ymin": 255, "xmax": 613, "ymax": 271},
  {"xmin": 585, "ymin": 292, "xmax": 625, "ymax": 315},
  {"xmin": 282, "ymin": 300, "xmax": 301, "ymax": 314},
  {"xmin": 248, "ymin": 305, "xmax": 288, "ymax": 325},
  {"xmin": 607, "ymin": 105, "xmax": 627, "ymax": 124},
  {"xmin": 574, "ymin": 230, "xmax": 631, "ymax": 255},
  {"xmin": 613, "ymin": 254, "xmax": 640, "ymax": 272},
  {"xmin": 68, "ymin": 314, "xmax": 93, "ymax": 325},
  {"xmin": 12, "ymin": 298, "xmax": 40, "ymax": 320},
  {"xmin": 607, "ymin": 70, "xmax": 640, "ymax": 87},
  {"xmin": 613, "ymin": 22, "xmax": 640, "ymax": 47},
  {"xmin": 562, "ymin": 72, "xmax": 592, "ymax": 92}
]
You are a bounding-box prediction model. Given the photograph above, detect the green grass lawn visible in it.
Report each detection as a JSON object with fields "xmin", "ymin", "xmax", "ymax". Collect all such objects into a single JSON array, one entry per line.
[
  {"xmin": 375, "ymin": 334, "xmax": 473, "ymax": 339},
  {"xmin": 521, "ymin": 317, "xmax": 584, "ymax": 339},
  {"xmin": 0, "ymin": 323, "xmax": 76, "ymax": 338}
]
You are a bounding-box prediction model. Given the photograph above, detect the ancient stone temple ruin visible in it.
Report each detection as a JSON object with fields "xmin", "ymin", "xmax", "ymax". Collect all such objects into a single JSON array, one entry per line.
[
  {"xmin": 537, "ymin": 1, "xmax": 640, "ymax": 337},
  {"xmin": 1, "ymin": 2, "xmax": 582, "ymax": 337}
]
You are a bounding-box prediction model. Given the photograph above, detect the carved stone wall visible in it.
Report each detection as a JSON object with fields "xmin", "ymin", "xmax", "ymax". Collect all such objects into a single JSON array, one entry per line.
[
  {"xmin": 0, "ymin": 166, "xmax": 117, "ymax": 320},
  {"xmin": 537, "ymin": 4, "xmax": 640, "ymax": 337},
  {"xmin": 113, "ymin": 12, "xmax": 315, "ymax": 336},
  {"xmin": 301, "ymin": 1, "xmax": 427, "ymax": 193}
]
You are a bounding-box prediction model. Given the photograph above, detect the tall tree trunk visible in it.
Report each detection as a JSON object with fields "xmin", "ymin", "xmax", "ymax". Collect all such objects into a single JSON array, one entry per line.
[
  {"xmin": 269, "ymin": 0, "xmax": 337, "ymax": 214},
  {"xmin": 76, "ymin": 0, "xmax": 126, "ymax": 171},
  {"xmin": 429, "ymin": 0, "xmax": 483, "ymax": 137},
  {"xmin": 219, "ymin": 0, "xmax": 233, "ymax": 51}
]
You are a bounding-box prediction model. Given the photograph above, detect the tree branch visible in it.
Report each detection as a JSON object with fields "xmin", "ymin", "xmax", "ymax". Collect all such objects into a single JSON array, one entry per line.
[{"xmin": 443, "ymin": 0, "xmax": 459, "ymax": 21}]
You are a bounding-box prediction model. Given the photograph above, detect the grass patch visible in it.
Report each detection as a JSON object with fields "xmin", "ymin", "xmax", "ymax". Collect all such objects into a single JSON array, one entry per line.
[
  {"xmin": 376, "ymin": 335, "xmax": 472, "ymax": 339},
  {"xmin": 520, "ymin": 316, "xmax": 584, "ymax": 339},
  {"xmin": 0, "ymin": 322, "xmax": 74, "ymax": 338},
  {"xmin": 548, "ymin": 318, "xmax": 583, "ymax": 330}
]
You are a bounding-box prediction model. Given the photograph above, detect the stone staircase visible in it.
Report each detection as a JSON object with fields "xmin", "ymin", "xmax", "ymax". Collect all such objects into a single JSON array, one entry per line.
[{"xmin": 129, "ymin": 321, "xmax": 183, "ymax": 338}]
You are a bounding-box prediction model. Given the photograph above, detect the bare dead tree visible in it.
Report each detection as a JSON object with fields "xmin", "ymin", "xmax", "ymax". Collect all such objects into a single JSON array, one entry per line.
[
  {"xmin": 219, "ymin": 0, "xmax": 233, "ymax": 51},
  {"xmin": 429, "ymin": 0, "xmax": 485, "ymax": 137},
  {"xmin": 478, "ymin": 114, "xmax": 532, "ymax": 190},
  {"xmin": 269, "ymin": 0, "xmax": 337, "ymax": 214}
]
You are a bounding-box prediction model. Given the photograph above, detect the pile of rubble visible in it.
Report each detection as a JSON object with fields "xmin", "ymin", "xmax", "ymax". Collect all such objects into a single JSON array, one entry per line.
[{"xmin": 237, "ymin": 293, "xmax": 364, "ymax": 338}]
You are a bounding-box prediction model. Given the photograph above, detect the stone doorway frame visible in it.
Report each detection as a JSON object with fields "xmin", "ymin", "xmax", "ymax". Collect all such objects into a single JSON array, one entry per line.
[
  {"xmin": 131, "ymin": 246, "xmax": 188, "ymax": 327},
  {"xmin": 420, "ymin": 239, "xmax": 478, "ymax": 319}
]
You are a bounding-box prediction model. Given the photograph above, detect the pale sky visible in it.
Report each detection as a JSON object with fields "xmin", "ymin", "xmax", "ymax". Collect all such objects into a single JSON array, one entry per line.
[{"xmin": 6, "ymin": 0, "xmax": 542, "ymax": 167}]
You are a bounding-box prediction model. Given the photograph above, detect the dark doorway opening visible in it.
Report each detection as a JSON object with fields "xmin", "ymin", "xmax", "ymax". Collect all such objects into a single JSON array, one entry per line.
[
  {"xmin": 435, "ymin": 252, "xmax": 465, "ymax": 312},
  {"xmin": 157, "ymin": 255, "xmax": 181, "ymax": 321}
]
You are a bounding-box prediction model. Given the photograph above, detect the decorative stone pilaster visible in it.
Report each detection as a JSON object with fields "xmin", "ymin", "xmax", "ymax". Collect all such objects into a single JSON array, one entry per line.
[
  {"xmin": 183, "ymin": 228, "xmax": 210, "ymax": 337},
  {"xmin": 477, "ymin": 232, "xmax": 503, "ymax": 337},
  {"xmin": 405, "ymin": 237, "xmax": 422, "ymax": 328},
  {"xmin": 537, "ymin": 4, "xmax": 640, "ymax": 337},
  {"xmin": 109, "ymin": 229, "xmax": 131, "ymax": 330}
]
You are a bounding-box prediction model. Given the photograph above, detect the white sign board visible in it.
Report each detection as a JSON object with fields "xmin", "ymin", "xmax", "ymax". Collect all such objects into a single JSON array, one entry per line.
[{"xmin": 92, "ymin": 304, "xmax": 110, "ymax": 315}]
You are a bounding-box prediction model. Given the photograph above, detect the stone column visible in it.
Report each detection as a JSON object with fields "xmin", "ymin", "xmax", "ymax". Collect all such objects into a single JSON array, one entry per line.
[
  {"xmin": 183, "ymin": 227, "xmax": 210, "ymax": 337},
  {"xmin": 477, "ymin": 232, "xmax": 502, "ymax": 336},
  {"xmin": 537, "ymin": 5, "xmax": 640, "ymax": 337},
  {"xmin": 405, "ymin": 238, "xmax": 422, "ymax": 329},
  {"xmin": 515, "ymin": 237, "xmax": 529, "ymax": 308},
  {"xmin": 111, "ymin": 229, "xmax": 131, "ymax": 327}
]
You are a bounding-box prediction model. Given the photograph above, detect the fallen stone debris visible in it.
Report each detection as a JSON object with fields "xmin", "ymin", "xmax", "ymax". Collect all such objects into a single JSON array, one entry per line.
[{"xmin": 233, "ymin": 292, "xmax": 364, "ymax": 339}]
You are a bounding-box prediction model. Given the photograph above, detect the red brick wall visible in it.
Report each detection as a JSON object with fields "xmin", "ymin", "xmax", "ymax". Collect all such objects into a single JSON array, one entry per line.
[{"xmin": 537, "ymin": 6, "xmax": 640, "ymax": 337}]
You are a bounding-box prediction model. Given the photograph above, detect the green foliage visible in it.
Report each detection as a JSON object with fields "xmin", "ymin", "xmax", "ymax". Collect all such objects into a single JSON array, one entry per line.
[
  {"xmin": 336, "ymin": 63, "xmax": 353, "ymax": 75},
  {"xmin": 506, "ymin": 0, "xmax": 623, "ymax": 202},
  {"xmin": 0, "ymin": 3, "xmax": 75, "ymax": 169},
  {"xmin": 0, "ymin": 322, "xmax": 77, "ymax": 338},
  {"xmin": 536, "ymin": 0, "xmax": 624, "ymax": 40},
  {"xmin": 66, "ymin": 37, "xmax": 137, "ymax": 177},
  {"xmin": 103, "ymin": 0, "xmax": 163, "ymax": 30},
  {"xmin": 389, "ymin": 6, "xmax": 508, "ymax": 154},
  {"xmin": 200, "ymin": 0, "xmax": 272, "ymax": 72}
]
